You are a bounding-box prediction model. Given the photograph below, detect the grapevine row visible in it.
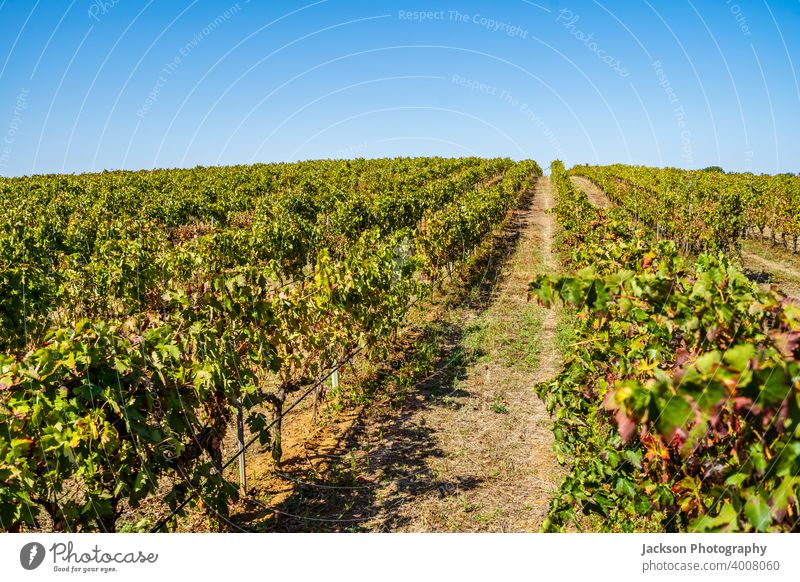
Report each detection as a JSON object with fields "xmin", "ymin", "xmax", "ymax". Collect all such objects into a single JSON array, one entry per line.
[
  {"xmin": 572, "ymin": 164, "xmax": 800, "ymax": 255},
  {"xmin": 571, "ymin": 164, "xmax": 746, "ymax": 254},
  {"xmin": 530, "ymin": 161, "xmax": 800, "ymax": 532}
]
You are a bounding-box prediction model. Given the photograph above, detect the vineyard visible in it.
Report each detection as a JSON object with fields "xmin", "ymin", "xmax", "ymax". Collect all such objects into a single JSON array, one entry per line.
[
  {"xmin": 572, "ymin": 164, "xmax": 800, "ymax": 255},
  {"xmin": 531, "ymin": 161, "xmax": 800, "ymax": 532},
  {"xmin": 1, "ymin": 157, "xmax": 799, "ymax": 533},
  {"xmin": 0, "ymin": 157, "xmax": 541, "ymax": 531}
]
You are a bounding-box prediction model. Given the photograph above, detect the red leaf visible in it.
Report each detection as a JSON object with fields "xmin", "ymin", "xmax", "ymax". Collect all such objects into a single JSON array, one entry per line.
[
  {"xmin": 769, "ymin": 331, "xmax": 800, "ymax": 359},
  {"xmin": 615, "ymin": 408, "xmax": 637, "ymax": 442}
]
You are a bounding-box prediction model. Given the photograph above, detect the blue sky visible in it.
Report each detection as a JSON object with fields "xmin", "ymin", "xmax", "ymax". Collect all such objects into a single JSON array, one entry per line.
[{"xmin": 0, "ymin": 0, "xmax": 798, "ymax": 176}]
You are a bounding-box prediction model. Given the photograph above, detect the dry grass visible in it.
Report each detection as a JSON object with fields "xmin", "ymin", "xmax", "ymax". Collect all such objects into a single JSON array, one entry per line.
[{"xmin": 741, "ymin": 239, "xmax": 800, "ymax": 299}]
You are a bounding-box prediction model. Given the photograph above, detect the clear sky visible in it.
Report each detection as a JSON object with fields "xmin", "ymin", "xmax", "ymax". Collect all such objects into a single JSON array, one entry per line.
[{"xmin": 0, "ymin": 0, "xmax": 798, "ymax": 176}]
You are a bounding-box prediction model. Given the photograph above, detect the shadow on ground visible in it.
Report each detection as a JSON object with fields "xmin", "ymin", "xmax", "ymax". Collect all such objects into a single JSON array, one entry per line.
[{"xmin": 742, "ymin": 268, "xmax": 775, "ymax": 285}]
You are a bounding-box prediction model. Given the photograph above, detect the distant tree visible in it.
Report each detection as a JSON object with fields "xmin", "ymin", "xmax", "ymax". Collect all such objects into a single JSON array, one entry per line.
[{"xmin": 701, "ymin": 166, "xmax": 725, "ymax": 173}]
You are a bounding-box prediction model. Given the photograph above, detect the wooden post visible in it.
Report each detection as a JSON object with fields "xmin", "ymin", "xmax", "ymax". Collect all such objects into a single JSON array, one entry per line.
[{"xmin": 236, "ymin": 397, "xmax": 246, "ymax": 493}]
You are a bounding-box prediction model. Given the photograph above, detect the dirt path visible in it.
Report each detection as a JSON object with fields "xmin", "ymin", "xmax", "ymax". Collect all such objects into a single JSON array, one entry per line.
[
  {"xmin": 570, "ymin": 175, "xmax": 612, "ymax": 208},
  {"xmin": 377, "ymin": 176, "xmax": 563, "ymax": 532},
  {"xmin": 240, "ymin": 177, "xmax": 563, "ymax": 532},
  {"xmin": 742, "ymin": 241, "xmax": 800, "ymax": 298}
]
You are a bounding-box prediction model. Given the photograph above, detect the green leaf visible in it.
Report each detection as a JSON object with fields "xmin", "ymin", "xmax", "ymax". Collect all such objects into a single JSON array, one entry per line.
[
  {"xmin": 690, "ymin": 503, "xmax": 739, "ymax": 532},
  {"xmin": 722, "ymin": 344, "xmax": 755, "ymax": 372},
  {"xmin": 759, "ymin": 367, "xmax": 791, "ymax": 406},
  {"xmin": 163, "ymin": 343, "xmax": 181, "ymax": 360},
  {"xmin": 558, "ymin": 278, "xmax": 584, "ymax": 306},
  {"xmin": 10, "ymin": 438, "xmax": 32, "ymax": 456},
  {"xmin": 622, "ymin": 449, "xmax": 642, "ymax": 468},
  {"xmin": 615, "ymin": 477, "xmax": 636, "ymax": 497},
  {"xmin": 771, "ymin": 477, "xmax": 799, "ymax": 519},
  {"xmin": 744, "ymin": 494, "xmax": 772, "ymax": 532},
  {"xmin": 656, "ymin": 396, "xmax": 693, "ymax": 436},
  {"xmin": 691, "ymin": 381, "xmax": 726, "ymax": 413},
  {"xmin": 695, "ymin": 352, "xmax": 722, "ymax": 376},
  {"xmin": 724, "ymin": 472, "xmax": 747, "ymax": 487}
]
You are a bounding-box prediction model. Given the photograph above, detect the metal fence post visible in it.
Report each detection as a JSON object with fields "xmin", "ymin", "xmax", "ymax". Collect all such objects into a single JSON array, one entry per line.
[{"xmin": 236, "ymin": 397, "xmax": 246, "ymax": 493}]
